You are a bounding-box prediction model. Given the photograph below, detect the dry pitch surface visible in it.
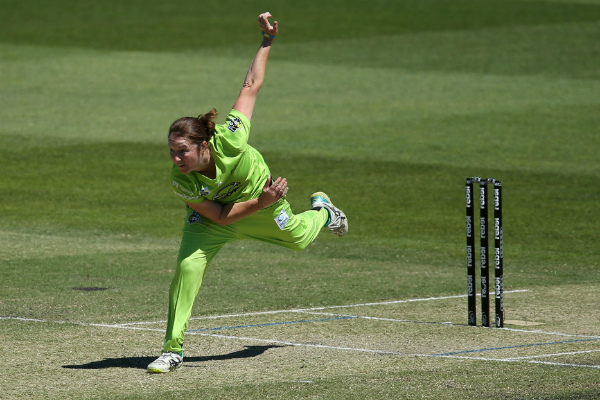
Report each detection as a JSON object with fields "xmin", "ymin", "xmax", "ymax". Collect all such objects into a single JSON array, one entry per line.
[{"xmin": 2, "ymin": 286, "xmax": 598, "ymax": 399}]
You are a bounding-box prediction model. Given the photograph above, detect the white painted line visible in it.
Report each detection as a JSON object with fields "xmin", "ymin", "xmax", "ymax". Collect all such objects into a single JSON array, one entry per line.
[
  {"xmin": 1, "ymin": 316, "xmax": 46, "ymax": 323},
  {"xmin": 117, "ymin": 292, "xmax": 503, "ymax": 326},
  {"xmin": 505, "ymin": 349, "xmax": 600, "ymax": 360},
  {"xmin": 499, "ymin": 327, "xmax": 600, "ymax": 339},
  {"xmin": 175, "ymin": 289, "xmax": 527, "ymax": 323},
  {"xmin": 284, "ymin": 289, "xmax": 529, "ymax": 312},
  {"xmin": 0, "ymin": 317, "xmax": 407, "ymax": 357},
  {"xmin": 0, "ymin": 316, "xmax": 165, "ymax": 333},
  {"xmin": 4, "ymin": 311, "xmax": 599, "ymax": 369},
  {"xmin": 523, "ymin": 360, "xmax": 600, "ymax": 368},
  {"xmin": 300, "ymin": 311, "xmax": 455, "ymax": 325},
  {"xmin": 291, "ymin": 311, "xmax": 600, "ymax": 340},
  {"xmin": 185, "ymin": 331, "xmax": 407, "ymax": 356},
  {"xmin": 433, "ymin": 354, "xmax": 600, "ymax": 369}
]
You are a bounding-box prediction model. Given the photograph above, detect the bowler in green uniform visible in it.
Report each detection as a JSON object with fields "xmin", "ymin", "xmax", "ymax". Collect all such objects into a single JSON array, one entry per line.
[{"xmin": 147, "ymin": 12, "xmax": 348, "ymax": 373}]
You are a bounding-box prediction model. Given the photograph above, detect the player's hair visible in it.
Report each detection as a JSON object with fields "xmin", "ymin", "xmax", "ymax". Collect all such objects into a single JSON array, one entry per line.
[{"xmin": 168, "ymin": 108, "xmax": 218, "ymax": 147}]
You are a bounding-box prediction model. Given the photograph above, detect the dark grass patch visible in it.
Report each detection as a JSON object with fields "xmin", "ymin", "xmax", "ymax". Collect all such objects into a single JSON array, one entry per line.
[
  {"xmin": 2, "ymin": 0, "xmax": 600, "ymax": 52},
  {"xmin": 72, "ymin": 287, "xmax": 110, "ymax": 292}
]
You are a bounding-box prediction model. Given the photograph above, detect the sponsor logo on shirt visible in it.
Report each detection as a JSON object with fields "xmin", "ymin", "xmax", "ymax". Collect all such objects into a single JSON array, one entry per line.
[
  {"xmin": 172, "ymin": 180, "xmax": 201, "ymax": 201},
  {"xmin": 213, "ymin": 182, "xmax": 242, "ymax": 200},
  {"xmin": 175, "ymin": 191, "xmax": 201, "ymax": 201},
  {"xmin": 227, "ymin": 117, "xmax": 242, "ymax": 133},
  {"xmin": 173, "ymin": 180, "xmax": 194, "ymax": 196},
  {"xmin": 275, "ymin": 208, "xmax": 289, "ymax": 230}
]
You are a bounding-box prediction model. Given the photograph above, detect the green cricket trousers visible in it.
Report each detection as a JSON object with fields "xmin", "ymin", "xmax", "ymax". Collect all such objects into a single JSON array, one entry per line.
[{"xmin": 163, "ymin": 198, "xmax": 329, "ymax": 353}]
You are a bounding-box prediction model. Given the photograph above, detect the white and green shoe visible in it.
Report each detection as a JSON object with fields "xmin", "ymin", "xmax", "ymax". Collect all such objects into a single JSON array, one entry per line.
[
  {"xmin": 147, "ymin": 352, "xmax": 183, "ymax": 373},
  {"xmin": 311, "ymin": 192, "xmax": 348, "ymax": 237}
]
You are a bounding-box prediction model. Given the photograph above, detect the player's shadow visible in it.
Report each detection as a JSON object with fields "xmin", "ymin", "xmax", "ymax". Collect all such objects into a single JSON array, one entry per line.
[{"xmin": 63, "ymin": 345, "xmax": 284, "ymax": 370}]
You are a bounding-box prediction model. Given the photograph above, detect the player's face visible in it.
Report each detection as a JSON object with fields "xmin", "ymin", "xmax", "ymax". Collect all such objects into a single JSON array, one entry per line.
[{"xmin": 169, "ymin": 137, "xmax": 202, "ymax": 174}]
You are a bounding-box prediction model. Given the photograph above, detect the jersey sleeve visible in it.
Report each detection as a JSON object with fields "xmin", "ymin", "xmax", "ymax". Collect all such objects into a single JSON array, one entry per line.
[
  {"xmin": 170, "ymin": 164, "xmax": 206, "ymax": 204},
  {"xmin": 214, "ymin": 109, "xmax": 251, "ymax": 155}
]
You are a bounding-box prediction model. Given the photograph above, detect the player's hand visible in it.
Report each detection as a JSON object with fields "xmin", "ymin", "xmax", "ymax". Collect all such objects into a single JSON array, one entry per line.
[
  {"xmin": 258, "ymin": 12, "xmax": 278, "ymax": 37},
  {"xmin": 260, "ymin": 176, "xmax": 288, "ymax": 207}
]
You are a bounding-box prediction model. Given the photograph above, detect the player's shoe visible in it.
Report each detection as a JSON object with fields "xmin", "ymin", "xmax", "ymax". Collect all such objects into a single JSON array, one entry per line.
[
  {"xmin": 147, "ymin": 352, "xmax": 183, "ymax": 373},
  {"xmin": 310, "ymin": 192, "xmax": 348, "ymax": 237}
]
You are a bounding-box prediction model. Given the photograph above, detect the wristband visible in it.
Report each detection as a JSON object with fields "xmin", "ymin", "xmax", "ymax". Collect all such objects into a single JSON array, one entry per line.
[{"xmin": 262, "ymin": 32, "xmax": 276, "ymax": 39}]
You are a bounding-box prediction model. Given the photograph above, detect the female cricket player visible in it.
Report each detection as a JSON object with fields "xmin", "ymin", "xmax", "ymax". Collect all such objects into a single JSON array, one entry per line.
[{"xmin": 147, "ymin": 12, "xmax": 348, "ymax": 373}]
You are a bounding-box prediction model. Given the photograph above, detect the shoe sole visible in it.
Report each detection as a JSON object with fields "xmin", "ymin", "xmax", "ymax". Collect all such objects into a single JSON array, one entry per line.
[
  {"xmin": 147, "ymin": 363, "xmax": 182, "ymax": 373},
  {"xmin": 147, "ymin": 368, "xmax": 167, "ymax": 373},
  {"xmin": 147, "ymin": 366, "xmax": 181, "ymax": 373}
]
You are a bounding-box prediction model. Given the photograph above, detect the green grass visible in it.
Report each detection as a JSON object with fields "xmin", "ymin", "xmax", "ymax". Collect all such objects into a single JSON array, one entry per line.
[{"xmin": 1, "ymin": 0, "xmax": 599, "ymax": 398}]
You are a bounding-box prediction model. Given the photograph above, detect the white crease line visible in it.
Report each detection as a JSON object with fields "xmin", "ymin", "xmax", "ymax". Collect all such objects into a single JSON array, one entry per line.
[
  {"xmin": 433, "ymin": 354, "xmax": 600, "ymax": 369},
  {"xmin": 522, "ymin": 360, "xmax": 600, "ymax": 368},
  {"xmin": 505, "ymin": 349, "xmax": 600, "ymax": 360},
  {"xmin": 112, "ymin": 320, "xmax": 168, "ymax": 327},
  {"xmin": 4, "ymin": 316, "xmax": 600, "ymax": 368},
  {"xmin": 291, "ymin": 312, "xmax": 600, "ymax": 339},
  {"xmin": 117, "ymin": 289, "xmax": 530, "ymax": 326},
  {"xmin": 1, "ymin": 316, "xmax": 405, "ymax": 357},
  {"xmin": 1, "ymin": 317, "xmax": 46, "ymax": 323},
  {"xmin": 302, "ymin": 311, "xmax": 455, "ymax": 325},
  {"xmin": 186, "ymin": 331, "xmax": 407, "ymax": 356},
  {"xmin": 15, "ymin": 289, "xmax": 600, "ymax": 342},
  {"xmin": 287, "ymin": 290, "xmax": 529, "ymax": 312},
  {"xmin": 0, "ymin": 316, "xmax": 165, "ymax": 333},
  {"xmin": 499, "ymin": 327, "xmax": 600, "ymax": 339}
]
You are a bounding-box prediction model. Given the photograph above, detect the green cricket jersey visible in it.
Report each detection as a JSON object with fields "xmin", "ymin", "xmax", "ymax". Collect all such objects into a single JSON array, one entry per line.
[
  {"xmin": 163, "ymin": 113, "xmax": 331, "ymax": 355},
  {"xmin": 170, "ymin": 109, "xmax": 270, "ymax": 204}
]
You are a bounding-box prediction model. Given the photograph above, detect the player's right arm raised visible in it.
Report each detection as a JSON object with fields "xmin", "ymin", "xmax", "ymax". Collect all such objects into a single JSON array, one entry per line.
[{"xmin": 232, "ymin": 12, "xmax": 278, "ymax": 122}]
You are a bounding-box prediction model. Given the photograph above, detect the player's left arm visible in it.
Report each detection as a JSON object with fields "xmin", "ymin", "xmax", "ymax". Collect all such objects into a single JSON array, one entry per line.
[
  {"xmin": 186, "ymin": 177, "xmax": 288, "ymax": 225},
  {"xmin": 232, "ymin": 12, "xmax": 278, "ymax": 122}
]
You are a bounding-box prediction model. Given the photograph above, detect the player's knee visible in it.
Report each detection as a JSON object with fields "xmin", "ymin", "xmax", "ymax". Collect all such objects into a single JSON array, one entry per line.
[
  {"xmin": 178, "ymin": 256, "xmax": 207, "ymax": 278},
  {"xmin": 292, "ymin": 241, "xmax": 308, "ymax": 251}
]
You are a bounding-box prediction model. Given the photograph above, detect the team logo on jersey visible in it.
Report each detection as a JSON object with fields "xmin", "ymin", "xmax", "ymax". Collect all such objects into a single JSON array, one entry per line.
[
  {"xmin": 187, "ymin": 210, "xmax": 202, "ymax": 225},
  {"xmin": 227, "ymin": 117, "xmax": 242, "ymax": 133},
  {"xmin": 213, "ymin": 182, "xmax": 242, "ymax": 200},
  {"xmin": 200, "ymin": 185, "xmax": 211, "ymax": 197}
]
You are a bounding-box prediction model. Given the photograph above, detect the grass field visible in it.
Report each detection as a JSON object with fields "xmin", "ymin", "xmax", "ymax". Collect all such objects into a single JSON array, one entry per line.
[{"xmin": 1, "ymin": 0, "xmax": 599, "ymax": 398}]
